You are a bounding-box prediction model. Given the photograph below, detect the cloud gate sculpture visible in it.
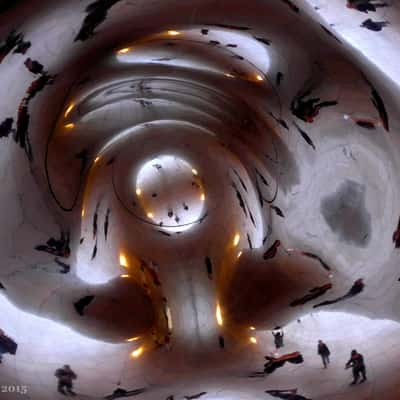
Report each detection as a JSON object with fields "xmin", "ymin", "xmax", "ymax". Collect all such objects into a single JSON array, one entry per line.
[{"xmin": 0, "ymin": 0, "xmax": 399, "ymax": 399}]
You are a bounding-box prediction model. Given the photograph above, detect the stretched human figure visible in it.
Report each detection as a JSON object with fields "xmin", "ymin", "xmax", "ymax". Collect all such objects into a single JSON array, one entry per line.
[
  {"xmin": 0, "ymin": 30, "xmax": 28, "ymax": 64},
  {"xmin": 55, "ymin": 365, "xmax": 77, "ymax": 396},
  {"xmin": 0, "ymin": 118, "xmax": 14, "ymax": 138},
  {"xmin": 104, "ymin": 387, "xmax": 147, "ymax": 399},
  {"xmin": 290, "ymin": 283, "xmax": 332, "ymax": 307},
  {"xmin": 361, "ymin": 18, "xmax": 390, "ymax": 31},
  {"xmin": 104, "ymin": 208, "xmax": 111, "ymax": 240},
  {"xmin": 264, "ymin": 352, "xmax": 304, "ymax": 375},
  {"xmin": 313, "ymin": 279, "xmax": 364, "ymax": 309},
  {"xmin": 347, "ymin": 0, "xmax": 388, "ymax": 13},
  {"xmin": 0, "ymin": 329, "xmax": 18, "ymax": 363},
  {"xmin": 263, "ymin": 240, "xmax": 281, "ymax": 260},
  {"xmin": 345, "ymin": 350, "xmax": 367, "ymax": 385},
  {"xmin": 317, "ymin": 340, "xmax": 331, "ymax": 368},
  {"xmin": 266, "ymin": 389, "xmax": 312, "ymax": 400},
  {"xmin": 184, "ymin": 392, "xmax": 207, "ymax": 399},
  {"xmin": 291, "ymin": 89, "xmax": 338, "ymax": 123},
  {"xmin": 299, "ymin": 251, "xmax": 331, "ymax": 271},
  {"xmin": 393, "ymin": 217, "xmax": 400, "ymax": 248},
  {"xmin": 74, "ymin": 0, "xmax": 122, "ymax": 41},
  {"xmin": 35, "ymin": 231, "xmax": 70, "ymax": 258}
]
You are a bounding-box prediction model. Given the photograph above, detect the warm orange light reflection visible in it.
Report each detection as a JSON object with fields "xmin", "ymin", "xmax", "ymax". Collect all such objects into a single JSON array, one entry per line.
[
  {"xmin": 119, "ymin": 253, "xmax": 129, "ymax": 268},
  {"xmin": 250, "ymin": 337, "xmax": 257, "ymax": 344},
  {"xmin": 201, "ymin": 193, "xmax": 205, "ymax": 201},
  {"xmin": 224, "ymin": 73, "xmax": 235, "ymax": 78},
  {"xmin": 64, "ymin": 104, "xmax": 74, "ymax": 118},
  {"xmin": 192, "ymin": 168, "xmax": 198, "ymax": 176},
  {"xmin": 167, "ymin": 30, "xmax": 180, "ymax": 36},
  {"xmin": 136, "ymin": 188, "xmax": 142, "ymax": 196},
  {"xmin": 147, "ymin": 212, "xmax": 154, "ymax": 218},
  {"xmin": 81, "ymin": 209, "xmax": 85, "ymax": 218},
  {"xmin": 250, "ymin": 326, "xmax": 256, "ymax": 331},
  {"xmin": 118, "ymin": 47, "xmax": 130, "ymax": 54},
  {"xmin": 120, "ymin": 274, "xmax": 130, "ymax": 278},
  {"xmin": 216, "ymin": 303, "xmax": 223, "ymax": 326},
  {"xmin": 237, "ymin": 251, "xmax": 243, "ymax": 259},
  {"xmin": 256, "ymin": 75, "xmax": 264, "ymax": 81},
  {"xmin": 233, "ymin": 233, "xmax": 240, "ymax": 247},
  {"xmin": 64, "ymin": 123, "xmax": 75, "ymax": 129},
  {"xmin": 130, "ymin": 346, "xmax": 144, "ymax": 358},
  {"xmin": 94, "ymin": 156, "xmax": 100, "ymax": 163},
  {"xmin": 126, "ymin": 336, "xmax": 140, "ymax": 342}
]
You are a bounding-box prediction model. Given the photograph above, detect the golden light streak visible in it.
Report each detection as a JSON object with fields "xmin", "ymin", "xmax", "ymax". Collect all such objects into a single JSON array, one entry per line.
[
  {"xmin": 233, "ymin": 233, "xmax": 240, "ymax": 247},
  {"xmin": 250, "ymin": 337, "xmax": 257, "ymax": 344},
  {"xmin": 81, "ymin": 209, "xmax": 85, "ymax": 218},
  {"xmin": 167, "ymin": 30, "xmax": 181, "ymax": 36},
  {"xmin": 120, "ymin": 274, "xmax": 130, "ymax": 278},
  {"xmin": 166, "ymin": 306, "xmax": 173, "ymax": 331},
  {"xmin": 200, "ymin": 193, "xmax": 205, "ymax": 201},
  {"xmin": 64, "ymin": 104, "xmax": 74, "ymax": 118},
  {"xmin": 192, "ymin": 168, "xmax": 198, "ymax": 176},
  {"xmin": 147, "ymin": 212, "xmax": 154, "ymax": 218},
  {"xmin": 130, "ymin": 346, "xmax": 144, "ymax": 358},
  {"xmin": 136, "ymin": 188, "xmax": 142, "ymax": 196},
  {"xmin": 224, "ymin": 73, "xmax": 235, "ymax": 78},
  {"xmin": 94, "ymin": 156, "xmax": 100, "ymax": 163},
  {"xmin": 256, "ymin": 75, "xmax": 264, "ymax": 81},
  {"xmin": 118, "ymin": 47, "xmax": 130, "ymax": 54},
  {"xmin": 250, "ymin": 326, "xmax": 256, "ymax": 331},
  {"xmin": 126, "ymin": 336, "xmax": 140, "ymax": 342},
  {"xmin": 237, "ymin": 251, "xmax": 243, "ymax": 259},
  {"xmin": 119, "ymin": 253, "xmax": 129, "ymax": 268},
  {"xmin": 64, "ymin": 123, "xmax": 75, "ymax": 129},
  {"xmin": 216, "ymin": 303, "xmax": 223, "ymax": 326}
]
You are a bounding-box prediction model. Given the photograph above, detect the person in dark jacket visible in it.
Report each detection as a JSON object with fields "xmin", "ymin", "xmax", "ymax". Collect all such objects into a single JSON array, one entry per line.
[
  {"xmin": 317, "ymin": 340, "xmax": 330, "ymax": 368},
  {"xmin": 55, "ymin": 365, "xmax": 77, "ymax": 395},
  {"xmin": 345, "ymin": 350, "xmax": 367, "ymax": 385}
]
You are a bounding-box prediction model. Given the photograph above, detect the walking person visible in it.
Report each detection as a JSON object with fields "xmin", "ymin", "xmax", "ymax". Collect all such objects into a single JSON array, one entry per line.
[
  {"xmin": 55, "ymin": 365, "xmax": 77, "ymax": 396},
  {"xmin": 317, "ymin": 340, "xmax": 330, "ymax": 368},
  {"xmin": 345, "ymin": 350, "xmax": 367, "ymax": 385},
  {"xmin": 272, "ymin": 327, "xmax": 284, "ymax": 349}
]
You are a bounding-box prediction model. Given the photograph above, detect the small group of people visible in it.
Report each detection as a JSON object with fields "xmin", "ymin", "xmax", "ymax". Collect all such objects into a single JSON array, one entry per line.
[
  {"xmin": 269, "ymin": 330, "xmax": 367, "ymax": 385},
  {"xmin": 318, "ymin": 341, "xmax": 366, "ymax": 384}
]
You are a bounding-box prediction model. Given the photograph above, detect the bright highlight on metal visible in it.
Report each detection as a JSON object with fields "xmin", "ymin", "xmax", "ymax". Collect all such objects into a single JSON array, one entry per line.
[
  {"xmin": 167, "ymin": 30, "xmax": 180, "ymax": 36},
  {"xmin": 130, "ymin": 346, "xmax": 144, "ymax": 358},
  {"xmin": 216, "ymin": 303, "xmax": 223, "ymax": 326},
  {"xmin": 64, "ymin": 104, "xmax": 74, "ymax": 118},
  {"xmin": 119, "ymin": 254, "xmax": 129, "ymax": 268},
  {"xmin": 233, "ymin": 233, "xmax": 240, "ymax": 247},
  {"xmin": 126, "ymin": 337, "xmax": 141, "ymax": 342}
]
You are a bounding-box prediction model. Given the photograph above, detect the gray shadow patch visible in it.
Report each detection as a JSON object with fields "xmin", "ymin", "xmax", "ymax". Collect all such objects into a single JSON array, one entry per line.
[{"xmin": 321, "ymin": 180, "xmax": 371, "ymax": 247}]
